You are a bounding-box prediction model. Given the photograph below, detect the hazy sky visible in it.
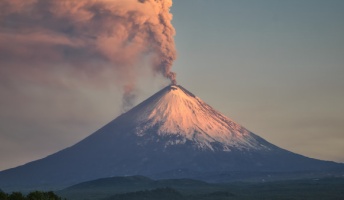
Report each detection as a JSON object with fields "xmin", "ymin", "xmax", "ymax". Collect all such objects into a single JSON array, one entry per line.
[{"xmin": 1, "ymin": 0, "xmax": 344, "ymax": 171}]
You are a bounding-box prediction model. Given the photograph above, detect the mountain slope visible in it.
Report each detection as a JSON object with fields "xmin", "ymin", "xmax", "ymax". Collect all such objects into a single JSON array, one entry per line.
[{"xmin": 0, "ymin": 85, "xmax": 342, "ymax": 191}]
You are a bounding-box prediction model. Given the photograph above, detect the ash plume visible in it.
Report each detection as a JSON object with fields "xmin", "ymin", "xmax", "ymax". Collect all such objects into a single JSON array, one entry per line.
[
  {"xmin": 0, "ymin": 0, "xmax": 177, "ymax": 110},
  {"xmin": 121, "ymin": 84, "xmax": 137, "ymax": 113}
]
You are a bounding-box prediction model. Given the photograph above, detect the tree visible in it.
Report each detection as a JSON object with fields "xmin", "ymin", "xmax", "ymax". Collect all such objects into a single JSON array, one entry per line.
[
  {"xmin": 8, "ymin": 192, "xmax": 25, "ymax": 200},
  {"xmin": 0, "ymin": 191, "xmax": 8, "ymax": 200},
  {"xmin": 27, "ymin": 191, "xmax": 62, "ymax": 200},
  {"xmin": 0, "ymin": 191, "xmax": 62, "ymax": 200}
]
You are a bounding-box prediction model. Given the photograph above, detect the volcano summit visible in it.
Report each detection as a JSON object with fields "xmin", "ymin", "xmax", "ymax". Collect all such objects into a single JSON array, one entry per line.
[{"xmin": 0, "ymin": 85, "xmax": 342, "ymax": 191}]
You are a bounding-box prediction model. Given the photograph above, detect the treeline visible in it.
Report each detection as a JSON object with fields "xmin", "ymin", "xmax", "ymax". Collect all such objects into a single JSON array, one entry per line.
[
  {"xmin": 0, "ymin": 191, "xmax": 64, "ymax": 200},
  {"xmin": 106, "ymin": 188, "xmax": 183, "ymax": 200},
  {"xmin": 105, "ymin": 187, "xmax": 236, "ymax": 200}
]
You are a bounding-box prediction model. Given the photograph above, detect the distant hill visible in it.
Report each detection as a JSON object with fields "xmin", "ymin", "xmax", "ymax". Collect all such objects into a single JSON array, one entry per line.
[
  {"xmin": 57, "ymin": 176, "xmax": 219, "ymax": 200},
  {"xmin": 57, "ymin": 176, "xmax": 344, "ymax": 200}
]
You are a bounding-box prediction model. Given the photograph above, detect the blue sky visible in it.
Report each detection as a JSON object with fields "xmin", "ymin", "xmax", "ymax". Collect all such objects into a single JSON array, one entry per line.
[
  {"xmin": 0, "ymin": 0, "xmax": 343, "ymax": 170},
  {"xmin": 171, "ymin": 0, "xmax": 344, "ymax": 162}
]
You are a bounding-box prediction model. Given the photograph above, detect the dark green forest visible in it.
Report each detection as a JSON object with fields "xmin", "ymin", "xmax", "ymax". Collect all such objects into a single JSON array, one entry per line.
[{"xmin": 0, "ymin": 191, "xmax": 63, "ymax": 200}]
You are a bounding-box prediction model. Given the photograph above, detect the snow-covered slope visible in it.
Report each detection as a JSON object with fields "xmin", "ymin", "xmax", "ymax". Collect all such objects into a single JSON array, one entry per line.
[{"xmin": 127, "ymin": 85, "xmax": 267, "ymax": 151}]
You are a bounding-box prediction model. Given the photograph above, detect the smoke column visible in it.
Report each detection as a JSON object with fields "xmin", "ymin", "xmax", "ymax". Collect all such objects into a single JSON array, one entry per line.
[{"xmin": 0, "ymin": 0, "xmax": 177, "ymax": 111}]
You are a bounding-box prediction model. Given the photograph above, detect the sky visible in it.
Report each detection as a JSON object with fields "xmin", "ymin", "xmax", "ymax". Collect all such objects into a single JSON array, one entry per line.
[{"xmin": 0, "ymin": 0, "xmax": 343, "ymax": 171}]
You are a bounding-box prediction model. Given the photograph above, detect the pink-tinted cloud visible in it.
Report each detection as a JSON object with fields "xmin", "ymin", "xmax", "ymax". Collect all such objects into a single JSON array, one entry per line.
[{"xmin": 0, "ymin": 0, "xmax": 177, "ymax": 105}]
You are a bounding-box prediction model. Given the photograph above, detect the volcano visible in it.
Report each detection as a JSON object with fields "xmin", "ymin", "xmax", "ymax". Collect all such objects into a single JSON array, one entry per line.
[{"xmin": 0, "ymin": 85, "xmax": 342, "ymax": 191}]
